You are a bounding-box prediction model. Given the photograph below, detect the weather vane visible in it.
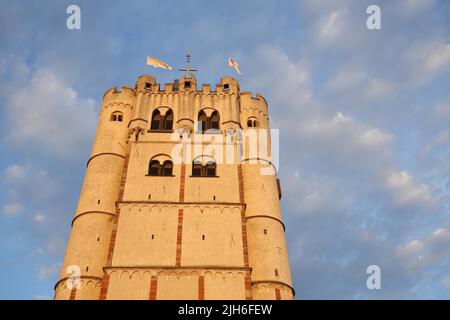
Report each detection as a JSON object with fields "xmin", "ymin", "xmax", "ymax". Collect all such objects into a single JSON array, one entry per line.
[{"xmin": 178, "ymin": 53, "xmax": 198, "ymax": 78}]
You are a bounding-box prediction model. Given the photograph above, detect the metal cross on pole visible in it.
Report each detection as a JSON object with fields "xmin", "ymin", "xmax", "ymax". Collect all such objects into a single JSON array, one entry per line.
[{"xmin": 178, "ymin": 53, "xmax": 198, "ymax": 78}]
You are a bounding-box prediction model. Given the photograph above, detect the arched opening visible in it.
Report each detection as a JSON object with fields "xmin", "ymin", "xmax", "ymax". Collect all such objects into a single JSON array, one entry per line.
[
  {"xmin": 161, "ymin": 160, "xmax": 173, "ymax": 176},
  {"xmin": 150, "ymin": 109, "xmax": 161, "ymax": 130},
  {"xmin": 148, "ymin": 156, "xmax": 174, "ymax": 176},
  {"xmin": 192, "ymin": 161, "xmax": 203, "ymax": 177},
  {"xmin": 247, "ymin": 117, "xmax": 258, "ymax": 128},
  {"xmin": 197, "ymin": 110, "xmax": 220, "ymax": 133},
  {"xmin": 205, "ymin": 161, "xmax": 216, "ymax": 176},
  {"xmin": 198, "ymin": 110, "xmax": 207, "ymax": 133},
  {"xmin": 163, "ymin": 110, "xmax": 173, "ymax": 130},
  {"xmin": 110, "ymin": 111, "xmax": 123, "ymax": 122},
  {"xmin": 191, "ymin": 157, "xmax": 217, "ymax": 177},
  {"xmin": 151, "ymin": 108, "xmax": 174, "ymax": 131},
  {"xmin": 148, "ymin": 160, "xmax": 160, "ymax": 176},
  {"xmin": 210, "ymin": 111, "xmax": 220, "ymax": 130}
]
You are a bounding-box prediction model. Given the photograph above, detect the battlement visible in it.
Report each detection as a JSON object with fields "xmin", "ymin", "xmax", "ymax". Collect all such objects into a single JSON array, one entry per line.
[
  {"xmin": 100, "ymin": 75, "xmax": 269, "ymax": 131},
  {"xmin": 102, "ymin": 75, "xmax": 263, "ymax": 98},
  {"xmin": 239, "ymin": 91, "xmax": 269, "ymax": 114},
  {"xmin": 239, "ymin": 91, "xmax": 268, "ymax": 103},
  {"xmin": 103, "ymin": 86, "xmax": 135, "ymax": 104}
]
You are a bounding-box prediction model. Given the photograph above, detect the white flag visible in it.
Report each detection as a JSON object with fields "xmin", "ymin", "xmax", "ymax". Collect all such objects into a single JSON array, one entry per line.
[{"xmin": 228, "ymin": 58, "xmax": 241, "ymax": 76}]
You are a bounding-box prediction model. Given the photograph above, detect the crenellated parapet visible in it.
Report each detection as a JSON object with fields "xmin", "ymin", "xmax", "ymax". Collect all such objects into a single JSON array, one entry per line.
[
  {"xmin": 239, "ymin": 92, "xmax": 269, "ymax": 129},
  {"xmin": 103, "ymin": 86, "xmax": 135, "ymax": 106},
  {"xmin": 98, "ymin": 75, "xmax": 272, "ymax": 136}
]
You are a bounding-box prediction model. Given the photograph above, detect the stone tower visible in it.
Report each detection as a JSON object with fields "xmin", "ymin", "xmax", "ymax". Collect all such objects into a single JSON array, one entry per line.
[{"xmin": 54, "ymin": 72, "xmax": 294, "ymax": 300}]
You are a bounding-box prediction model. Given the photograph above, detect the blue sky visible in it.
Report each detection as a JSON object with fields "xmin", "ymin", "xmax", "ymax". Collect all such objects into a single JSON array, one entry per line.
[{"xmin": 0, "ymin": 0, "xmax": 449, "ymax": 299}]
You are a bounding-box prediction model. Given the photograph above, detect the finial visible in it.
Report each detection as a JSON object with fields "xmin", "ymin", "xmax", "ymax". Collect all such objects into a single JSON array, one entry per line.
[{"xmin": 178, "ymin": 53, "xmax": 198, "ymax": 78}]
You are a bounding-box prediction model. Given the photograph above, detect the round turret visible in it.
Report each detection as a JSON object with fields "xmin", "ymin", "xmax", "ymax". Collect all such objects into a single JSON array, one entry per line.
[{"xmin": 55, "ymin": 86, "xmax": 133, "ymax": 300}]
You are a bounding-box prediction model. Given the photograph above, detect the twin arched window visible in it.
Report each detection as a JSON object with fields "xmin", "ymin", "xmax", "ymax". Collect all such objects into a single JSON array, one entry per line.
[
  {"xmin": 110, "ymin": 111, "xmax": 123, "ymax": 122},
  {"xmin": 198, "ymin": 110, "xmax": 220, "ymax": 133},
  {"xmin": 148, "ymin": 160, "xmax": 173, "ymax": 176},
  {"xmin": 151, "ymin": 109, "xmax": 173, "ymax": 131},
  {"xmin": 192, "ymin": 160, "xmax": 217, "ymax": 177},
  {"xmin": 247, "ymin": 118, "xmax": 258, "ymax": 128},
  {"xmin": 149, "ymin": 108, "xmax": 220, "ymax": 132}
]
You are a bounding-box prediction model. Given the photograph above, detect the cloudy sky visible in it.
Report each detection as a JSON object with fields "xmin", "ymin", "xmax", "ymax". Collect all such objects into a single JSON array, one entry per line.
[{"xmin": 0, "ymin": 0, "xmax": 449, "ymax": 299}]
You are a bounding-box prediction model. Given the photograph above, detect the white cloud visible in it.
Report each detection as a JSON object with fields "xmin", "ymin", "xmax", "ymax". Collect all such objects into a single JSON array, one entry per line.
[
  {"xmin": 1, "ymin": 203, "xmax": 23, "ymax": 215},
  {"xmin": 38, "ymin": 262, "xmax": 61, "ymax": 281},
  {"xmin": 34, "ymin": 212, "xmax": 45, "ymax": 223},
  {"xmin": 44, "ymin": 235, "xmax": 67, "ymax": 255},
  {"xmin": 402, "ymin": 0, "xmax": 437, "ymax": 13},
  {"xmin": 421, "ymin": 130, "xmax": 449, "ymax": 157},
  {"xmin": 4, "ymin": 164, "xmax": 27, "ymax": 182},
  {"xmin": 5, "ymin": 67, "xmax": 97, "ymax": 157},
  {"xmin": 434, "ymin": 104, "xmax": 450, "ymax": 119},
  {"xmin": 422, "ymin": 43, "xmax": 450, "ymax": 74},
  {"xmin": 361, "ymin": 79, "xmax": 396, "ymax": 99},
  {"xmin": 319, "ymin": 10, "xmax": 344, "ymax": 42},
  {"xmin": 431, "ymin": 228, "xmax": 450, "ymax": 241},
  {"xmin": 251, "ymin": 46, "xmax": 394, "ymax": 170},
  {"xmin": 407, "ymin": 42, "xmax": 450, "ymax": 82},
  {"xmin": 325, "ymin": 66, "xmax": 367, "ymax": 94},
  {"xmin": 3, "ymin": 164, "xmax": 57, "ymax": 201},
  {"xmin": 398, "ymin": 228, "xmax": 450, "ymax": 270},
  {"xmin": 251, "ymin": 41, "xmax": 446, "ymax": 298},
  {"xmin": 398, "ymin": 239, "xmax": 424, "ymax": 256},
  {"xmin": 286, "ymin": 173, "xmax": 349, "ymax": 217},
  {"xmin": 299, "ymin": 111, "xmax": 393, "ymax": 162},
  {"xmin": 250, "ymin": 45, "xmax": 313, "ymax": 113},
  {"xmin": 385, "ymin": 171, "xmax": 436, "ymax": 207}
]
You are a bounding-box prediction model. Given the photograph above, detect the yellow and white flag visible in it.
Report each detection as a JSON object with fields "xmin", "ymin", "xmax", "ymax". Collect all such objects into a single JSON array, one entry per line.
[
  {"xmin": 146, "ymin": 56, "xmax": 172, "ymax": 70},
  {"xmin": 228, "ymin": 58, "xmax": 241, "ymax": 76}
]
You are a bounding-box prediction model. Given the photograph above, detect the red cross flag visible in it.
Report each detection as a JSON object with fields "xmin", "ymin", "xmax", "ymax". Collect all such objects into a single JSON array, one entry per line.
[{"xmin": 228, "ymin": 58, "xmax": 241, "ymax": 76}]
